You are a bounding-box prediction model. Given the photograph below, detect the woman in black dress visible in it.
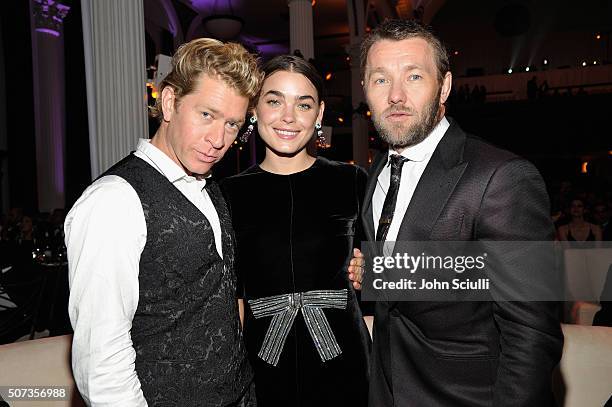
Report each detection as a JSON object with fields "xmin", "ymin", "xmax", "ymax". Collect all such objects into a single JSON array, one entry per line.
[
  {"xmin": 557, "ymin": 198, "xmax": 602, "ymax": 242},
  {"xmin": 221, "ymin": 55, "xmax": 370, "ymax": 406}
]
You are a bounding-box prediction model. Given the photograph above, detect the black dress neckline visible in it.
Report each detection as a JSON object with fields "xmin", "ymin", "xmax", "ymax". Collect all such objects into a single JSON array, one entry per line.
[{"xmin": 254, "ymin": 156, "xmax": 324, "ymax": 176}]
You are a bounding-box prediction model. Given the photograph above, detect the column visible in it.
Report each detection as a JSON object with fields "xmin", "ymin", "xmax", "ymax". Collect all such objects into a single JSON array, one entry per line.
[
  {"xmin": 288, "ymin": 0, "xmax": 314, "ymax": 60},
  {"xmin": 0, "ymin": 15, "xmax": 8, "ymax": 213},
  {"xmin": 30, "ymin": 0, "xmax": 70, "ymax": 212},
  {"xmin": 81, "ymin": 0, "xmax": 148, "ymax": 179},
  {"xmin": 346, "ymin": 0, "xmax": 369, "ymax": 167}
]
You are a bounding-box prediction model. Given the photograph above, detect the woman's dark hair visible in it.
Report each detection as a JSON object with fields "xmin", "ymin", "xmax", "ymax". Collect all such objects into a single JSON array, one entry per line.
[{"xmin": 260, "ymin": 55, "xmax": 324, "ymax": 102}]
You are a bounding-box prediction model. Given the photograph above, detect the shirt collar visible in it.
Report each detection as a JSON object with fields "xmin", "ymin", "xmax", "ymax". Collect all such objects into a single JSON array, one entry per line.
[
  {"xmin": 136, "ymin": 139, "xmax": 210, "ymax": 186},
  {"xmin": 388, "ymin": 116, "xmax": 450, "ymax": 163}
]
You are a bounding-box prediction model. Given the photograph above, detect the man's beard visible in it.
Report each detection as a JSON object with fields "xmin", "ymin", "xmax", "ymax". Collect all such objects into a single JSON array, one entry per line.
[{"xmin": 372, "ymin": 88, "xmax": 441, "ymax": 150}]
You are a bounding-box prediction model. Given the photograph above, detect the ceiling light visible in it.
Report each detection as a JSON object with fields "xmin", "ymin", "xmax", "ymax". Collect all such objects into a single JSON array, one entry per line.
[{"xmin": 202, "ymin": 0, "xmax": 243, "ymax": 40}]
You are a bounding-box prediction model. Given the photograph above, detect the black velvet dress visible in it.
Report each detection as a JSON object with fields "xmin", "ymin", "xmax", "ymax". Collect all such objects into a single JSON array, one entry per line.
[{"xmin": 221, "ymin": 157, "xmax": 371, "ymax": 407}]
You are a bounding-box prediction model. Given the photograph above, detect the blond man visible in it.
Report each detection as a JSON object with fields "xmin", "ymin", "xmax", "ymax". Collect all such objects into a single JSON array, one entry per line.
[{"xmin": 66, "ymin": 39, "xmax": 262, "ymax": 406}]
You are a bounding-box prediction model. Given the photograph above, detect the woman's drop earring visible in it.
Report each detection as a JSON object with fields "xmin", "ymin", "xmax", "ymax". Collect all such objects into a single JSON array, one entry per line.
[
  {"xmin": 240, "ymin": 116, "xmax": 257, "ymax": 143},
  {"xmin": 315, "ymin": 123, "xmax": 326, "ymax": 148}
]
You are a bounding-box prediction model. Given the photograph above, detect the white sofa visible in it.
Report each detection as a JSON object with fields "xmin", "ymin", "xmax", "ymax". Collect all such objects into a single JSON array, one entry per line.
[
  {"xmin": 564, "ymin": 247, "xmax": 612, "ymax": 325},
  {"xmin": 0, "ymin": 335, "xmax": 84, "ymax": 406},
  {"xmin": 554, "ymin": 324, "xmax": 612, "ymax": 406}
]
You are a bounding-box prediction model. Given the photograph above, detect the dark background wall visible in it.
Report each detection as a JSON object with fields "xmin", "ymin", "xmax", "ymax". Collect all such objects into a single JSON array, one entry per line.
[
  {"xmin": 1, "ymin": 1, "xmax": 37, "ymax": 213},
  {"xmin": 0, "ymin": 0, "xmax": 89, "ymax": 213},
  {"xmin": 62, "ymin": 0, "xmax": 90, "ymax": 209}
]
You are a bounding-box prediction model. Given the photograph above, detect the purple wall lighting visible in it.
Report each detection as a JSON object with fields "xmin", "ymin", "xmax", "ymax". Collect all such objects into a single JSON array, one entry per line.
[
  {"xmin": 35, "ymin": 28, "xmax": 60, "ymax": 37},
  {"xmin": 33, "ymin": 0, "xmax": 69, "ymax": 37}
]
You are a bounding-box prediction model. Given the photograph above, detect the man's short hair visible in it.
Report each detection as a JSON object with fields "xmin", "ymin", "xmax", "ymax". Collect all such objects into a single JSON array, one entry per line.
[
  {"xmin": 150, "ymin": 38, "xmax": 263, "ymax": 121},
  {"xmin": 360, "ymin": 19, "xmax": 450, "ymax": 83}
]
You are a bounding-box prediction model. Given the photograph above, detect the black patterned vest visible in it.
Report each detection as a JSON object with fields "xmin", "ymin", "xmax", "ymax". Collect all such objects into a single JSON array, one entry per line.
[{"xmin": 102, "ymin": 154, "xmax": 252, "ymax": 406}]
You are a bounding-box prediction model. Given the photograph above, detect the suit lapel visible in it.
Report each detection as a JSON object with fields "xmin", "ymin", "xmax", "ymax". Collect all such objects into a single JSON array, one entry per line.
[
  {"xmin": 362, "ymin": 152, "xmax": 388, "ymax": 242},
  {"xmin": 396, "ymin": 119, "xmax": 468, "ymax": 242}
]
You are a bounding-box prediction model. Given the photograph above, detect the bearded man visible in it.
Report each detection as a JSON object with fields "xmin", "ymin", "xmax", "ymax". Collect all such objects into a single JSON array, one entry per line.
[{"xmin": 354, "ymin": 19, "xmax": 563, "ymax": 406}]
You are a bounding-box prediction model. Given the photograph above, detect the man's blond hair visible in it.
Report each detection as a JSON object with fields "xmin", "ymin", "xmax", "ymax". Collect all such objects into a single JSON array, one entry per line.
[{"xmin": 150, "ymin": 38, "xmax": 262, "ymax": 121}]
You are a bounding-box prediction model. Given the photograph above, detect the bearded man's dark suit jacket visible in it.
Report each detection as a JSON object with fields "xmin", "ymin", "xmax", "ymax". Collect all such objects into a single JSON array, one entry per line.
[{"xmin": 364, "ymin": 118, "xmax": 563, "ymax": 407}]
